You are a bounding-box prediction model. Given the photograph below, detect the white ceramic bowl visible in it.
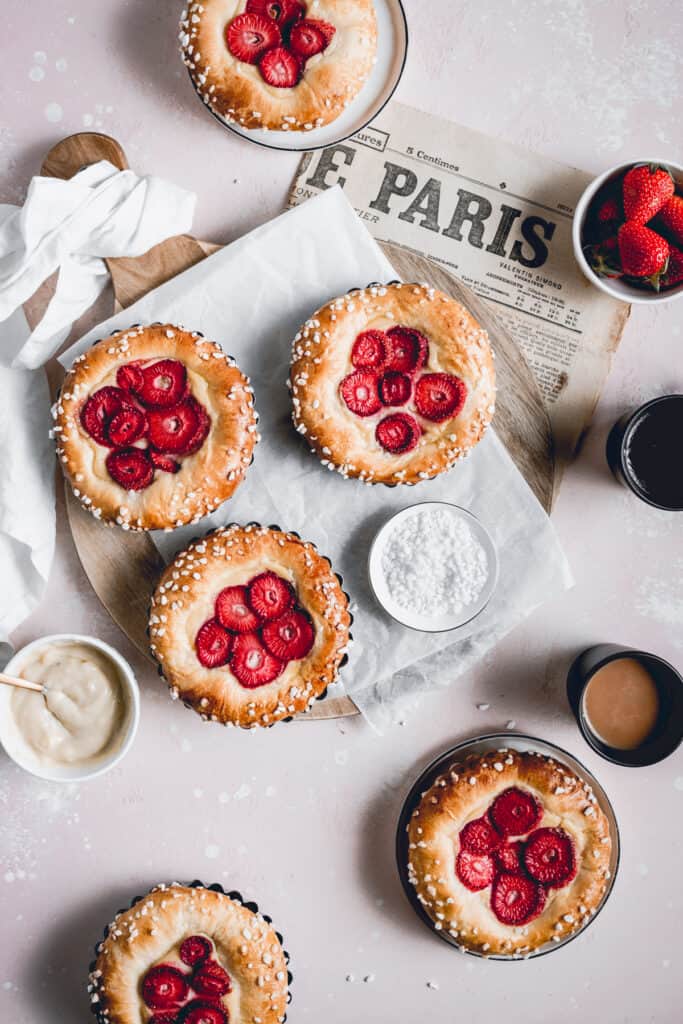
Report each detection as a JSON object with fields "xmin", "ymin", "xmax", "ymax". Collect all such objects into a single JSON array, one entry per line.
[
  {"xmin": 572, "ymin": 158, "xmax": 683, "ymax": 305},
  {"xmin": 0, "ymin": 634, "xmax": 140, "ymax": 782},
  {"xmin": 368, "ymin": 502, "xmax": 499, "ymax": 632}
]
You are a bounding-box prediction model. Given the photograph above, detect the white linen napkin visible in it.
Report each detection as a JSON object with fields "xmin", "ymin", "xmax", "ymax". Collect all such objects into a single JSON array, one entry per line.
[
  {"xmin": 61, "ymin": 188, "xmax": 572, "ymax": 731},
  {"xmin": 0, "ymin": 163, "xmax": 196, "ymax": 641}
]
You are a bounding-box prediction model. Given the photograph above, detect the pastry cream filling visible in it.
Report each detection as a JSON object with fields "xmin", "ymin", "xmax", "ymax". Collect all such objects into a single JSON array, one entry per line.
[{"xmin": 11, "ymin": 641, "xmax": 127, "ymax": 767}]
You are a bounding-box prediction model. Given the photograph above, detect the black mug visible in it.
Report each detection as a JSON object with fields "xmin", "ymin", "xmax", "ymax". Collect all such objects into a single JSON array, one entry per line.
[
  {"xmin": 567, "ymin": 644, "xmax": 683, "ymax": 767},
  {"xmin": 606, "ymin": 395, "xmax": 683, "ymax": 511}
]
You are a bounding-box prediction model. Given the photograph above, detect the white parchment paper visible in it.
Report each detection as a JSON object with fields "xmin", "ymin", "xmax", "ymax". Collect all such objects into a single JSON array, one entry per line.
[{"xmin": 61, "ymin": 188, "xmax": 572, "ymax": 731}]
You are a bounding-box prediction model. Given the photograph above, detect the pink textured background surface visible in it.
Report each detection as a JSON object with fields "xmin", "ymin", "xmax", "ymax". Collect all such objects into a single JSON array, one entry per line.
[{"xmin": 1, "ymin": 2, "xmax": 682, "ymax": 1022}]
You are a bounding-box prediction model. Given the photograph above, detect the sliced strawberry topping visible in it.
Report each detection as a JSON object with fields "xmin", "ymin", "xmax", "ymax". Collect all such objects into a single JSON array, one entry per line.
[
  {"xmin": 489, "ymin": 787, "xmax": 542, "ymax": 838},
  {"xmin": 107, "ymin": 406, "xmax": 147, "ymax": 447},
  {"xmin": 523, "ymin": 827, "xmax": 577, "ymax": 887},
  {"xmin": 195, "ymin": 619, "xmax": 233, "ymax": 669},
  {"xmin": 226, "ymin": 12, "xmax": 281, "ymax": 64},
  {"xmin": 459, "ymin": 816, "xmax": 502, "ymax": 856},
  {"xmin": 179, "ymin": 935, "xmax": 212, "ymax": 967},
  {"xmin": 137, "ymin": 359, "xmax": 188, "ymax": 408},
  {"xmin": 414, "ymin": 373, "xmax": 467, "ymax": 423},
  {"xmin": 180, "ymin": 1000, "xmax": 228, "ymax": 1024},
  {"xmin": 182, "ymin": 397, "xmax": 211, "ymax": 455},
  {"xmin": 215, "ymin": 585, "xmax": 261, "ymax": 633},
  {"xmin": 80, "ymin": 386, "xmax": 127, "ymax": 446},
  {"xmin": 116, "ymin": 361, "xmax": 144, "ymax": 394},
  {"xmin": 147, "ymin": 400, "xmax": 200, "ymax": 454},
  {"xmin": 106, "ymin": 447, "xmax": 154, "ymax": 491},
  {"xmin": 351, "ymin": 330, "xmax": 388, "ymax": 371},
  {"xmin": 192, "ymin": 960, "xmax": 232, "ymax": 998},
  {"xmin": 385, "ymin": 325, "xmax": 429, "ymax": 373},
  {"xmin": 339, "ymin": 371, "xmax": 382, "ymax": 417},
  {"xmin": 247, "ymin": 571, "xmax": 295, "ymax": 622},
  {"xmin": 375, "ymin": 412, "xmax": 421, "ymax": 454},
  {"xmin": 230, "ymin": 632, "xmax": 284, "ymax": 688},
  {"xmin": 495, "ymin": 840, "xmax": 524, "ymax": 874},
  {"xmin": 150, "ymin": 1012, "xmax": 179, "ymax": 1024},
  {"xmin": 259, "ymin": 46, "xmax": 302, "ymax": 88},
  {"xmin": 455, "ymin": 849, "xmax": 495, "ymax": 892},
  {"xmin": 262, "ymin": 608, "xmax": 314, "ymax": 661},
  {"xmin": 150, "ymin": 449, "xmax": 181, "ymax": 474},
  {"xmin": 290, "ymin": 18, "xmax": 335, "ymax": 58},
  {"xmin": 142, "ymin": 965, "xmax": 189, "ymax": 1010},
  {"xmin": 491, "ymin": 872, "xmax": 546, "ymax": 926},
  {"xmin": 378, "ymin": 370, "xmax": 412, "ymax": 407},
  {"xmin": 246, "ymin": 0, "xmax": 304, "ymax": 28}
]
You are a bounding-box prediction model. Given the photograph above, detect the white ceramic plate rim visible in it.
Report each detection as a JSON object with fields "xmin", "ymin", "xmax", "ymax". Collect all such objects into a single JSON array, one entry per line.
[
  {"xmin": 188, "ymin": 0, "xmax": 408, "ymax": 153},
  {"xmin": 368, "ymin": 502, "xmax": 500, "ymax": 632},
  {"xmin": 396, "ymin": 731, "xmax": 621, "ymax": 961},
  {"xmin": 0, "ymin": 633, "xmax": 140, "ymax": 782}
]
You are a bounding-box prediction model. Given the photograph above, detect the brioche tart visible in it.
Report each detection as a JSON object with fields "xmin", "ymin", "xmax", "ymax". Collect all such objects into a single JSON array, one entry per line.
[
  {"xmin": 53, "ymin": 323, "xmax": 259, "ymax": 532},
  {"xmin": 290, "ymin": 283, "xmax": 496, "ymax": 485},
  {"xmin": 405, "ymin": 748, "xmax": 614, "ymax": 957},
  {"xmin": 180, "ymin": 0, "xmax": 377, "ymax": 133},
  {"xmin": 88, "ymin": 882, "xmax": 290, "ymax": 1024},
  {"xmin": 149, "ymin": 524, "xmax": 351, "ymax": 728}
]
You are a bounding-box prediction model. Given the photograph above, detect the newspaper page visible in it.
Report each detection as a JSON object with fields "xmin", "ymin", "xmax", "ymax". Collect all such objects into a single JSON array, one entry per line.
[{"xmin": 288, "ymin": 101, "xmax": 630, "ymax": 481}]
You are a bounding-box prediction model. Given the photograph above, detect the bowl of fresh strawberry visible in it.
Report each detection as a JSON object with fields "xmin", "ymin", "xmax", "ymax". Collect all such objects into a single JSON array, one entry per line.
[{"xmin": 573, "ymin": 159, "xmax": 683, "ymax": 303}]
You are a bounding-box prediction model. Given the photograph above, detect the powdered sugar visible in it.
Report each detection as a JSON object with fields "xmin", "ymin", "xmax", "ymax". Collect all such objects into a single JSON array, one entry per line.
[{"xmin": 381, "ymin": 507, "xmax": 490, "ymax": 617}]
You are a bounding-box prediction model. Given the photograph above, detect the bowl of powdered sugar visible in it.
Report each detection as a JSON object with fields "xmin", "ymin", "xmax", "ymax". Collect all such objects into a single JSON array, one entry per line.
[{"xmin": 368, "ymin": 502, "xmax": 499, "ymax": 632}]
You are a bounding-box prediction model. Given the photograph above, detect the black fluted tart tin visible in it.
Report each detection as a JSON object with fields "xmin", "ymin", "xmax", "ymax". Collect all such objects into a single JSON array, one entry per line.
[{"xmin": 88, "ymin": 880, "xmax": 293, "ymax": 1022}]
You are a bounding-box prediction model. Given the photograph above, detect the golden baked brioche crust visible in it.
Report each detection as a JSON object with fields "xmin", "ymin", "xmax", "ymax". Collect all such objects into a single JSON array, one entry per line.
[
  {"xmin": 407, "ymin": 749, "xmax": 613, "ymax": 956},
  {"xmin": 290, "ymin": 283, "xmax": 496, "ymax": 485},
  {"xmin": 149, "ymin": 524, "xmax": 351, "ymax": 727},
  {"xmin": 180, "ymin": 0, "xmax": 377, "ymax": 132},
  {"xmin": 89, "ymin": 883, "xmax": 289, "ymax": 1024},
  {"xmin": 53, "ymin": 323, "xmax": 259, "ymax": 532}
]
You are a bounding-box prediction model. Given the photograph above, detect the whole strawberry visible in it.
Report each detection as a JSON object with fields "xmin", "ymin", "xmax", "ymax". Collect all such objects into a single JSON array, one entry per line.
[
  {"xmin": 618, "ymin": 222, "xmax": 669, "ymax": 287},
  {"xmin": 622, "ymin": 164, "xmax": 674, "ymax": 223},
  {"xmin": 585, "ymin": 236, "xmax": 622, "ymax": 278},
  {"xmin": 661, "ymin": 246, "xmax": 683, "ymax": 289},
  {"xmin": 656, "ymin": 194, "xmax": 683, "ymax": 247}
]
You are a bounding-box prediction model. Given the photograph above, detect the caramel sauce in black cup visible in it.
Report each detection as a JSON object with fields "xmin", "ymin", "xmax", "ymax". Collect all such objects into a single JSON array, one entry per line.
[
  {"xmin": 606, "ymin": 395, "xmax": 683, "ymax": 510},
  {"xmin": 567, "ymin": 644, "xmax": 683, "ymax": 766}
]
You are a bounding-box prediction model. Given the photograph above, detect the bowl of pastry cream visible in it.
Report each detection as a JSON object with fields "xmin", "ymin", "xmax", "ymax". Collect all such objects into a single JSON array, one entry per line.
[{"xmin": 0, "ymin": 634, "xmax": 139, "ymax": 782}]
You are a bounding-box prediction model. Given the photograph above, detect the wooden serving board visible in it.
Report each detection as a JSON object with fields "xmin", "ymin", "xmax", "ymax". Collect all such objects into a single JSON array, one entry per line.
[{"xmin": 36, "ymin": 133, "xmax": 554, "ymax": 722}]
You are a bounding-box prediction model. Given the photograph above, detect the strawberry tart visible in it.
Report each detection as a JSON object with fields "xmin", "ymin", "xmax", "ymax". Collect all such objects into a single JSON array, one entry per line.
[
  {"xmin": 290, "ymin": 283, "xmax": 496, "ymax": 485},
  {"xmin": 179, "ymin": 0, "xmax": 377, "ymax": 133},
  {"xmin": 88, "ymin": 882, "xmax": 289, "ymax": 1024},
  {"xmin": 53, "ymin": 324, "xmax": 259, "ymax": 532},
  {"xmin": 406, "ymin": 749, "xmax": 613, "ymax": 956},
  {"xmin": 149, "ymin": 524, "xmax": 351, "ymax": 727}
]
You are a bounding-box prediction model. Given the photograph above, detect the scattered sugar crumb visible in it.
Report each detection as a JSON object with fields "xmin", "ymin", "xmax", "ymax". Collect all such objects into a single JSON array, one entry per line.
[
  {"xmin": 363, "ymin": 974, "xmax": 375, "ymax": 984},
  {"xmin": 44, "ymin": 102, "xmax": 63, "ymax": 123},
  {"xmin": 234, "ymin": 784, "xmax": 251, "ymax": 800},
  {"xmin": 426, "ymin": 980, "xmax": 439, "ymax": 990},
  {"xmin": 476, "ymin": 703, "xmax": 490, "ymax": 711},
  {"xmin": 56, "ymin": 57, "xmax": 68, "ymax": 72},
  {"xmin": 193, "ymin": 788, "xmax": 203, "ymax": 799},
  {"xmin": 204, "ymin": 844, "xmax": 219, "ymax": 860},
  {"xmin": 345, "ymin": 974, "xmax": 354, "ymax": 983},
  {"xmin": 29, "ymin": 67, "xmax": 45, "ymax": 82},
  {"xmin": 265, "ymin": 786, "xmax": 276, "ymax": 797},
  {"xmin": 334, "ymin": 750, "xmax": 349, "ymax": 766},
  {"xmin": 218, "ymin": 792, "xmax": 230, "ymax": 804},
  {"xmin": 83, "ymin": 113, "xmax": 94, "ymax": 127},
  {"xmin": 33, "ymin": 51, "xmax": 47, "ymax": 64},
  {"xmin": 506, "ymin": 720, "xmax": 517, "ymax": 730}
]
